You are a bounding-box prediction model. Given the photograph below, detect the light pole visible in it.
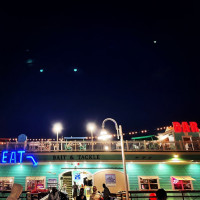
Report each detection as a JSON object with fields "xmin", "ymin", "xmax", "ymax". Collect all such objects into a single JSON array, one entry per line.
[
  {"xmin": 87, "ymin": 123, "xmax": 96, "ymax": 151},
  {"xmin": 101, "ymin": 118, "xmax": 129, "ymax": 200},
  {"xmin": 53, "ymin": 123, "xmax": 63, "ymax": 144}
]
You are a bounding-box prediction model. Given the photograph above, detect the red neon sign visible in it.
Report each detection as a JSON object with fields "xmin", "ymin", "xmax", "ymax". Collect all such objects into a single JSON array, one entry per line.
[{"xmin": 172, "ymin": 122, "xmax": 199, "ymax": 133}]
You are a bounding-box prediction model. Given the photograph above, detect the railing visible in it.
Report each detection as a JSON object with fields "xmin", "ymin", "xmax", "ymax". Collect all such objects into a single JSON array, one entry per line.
[
  {"xmin": 0, "ymin": 191, "xmax": 48, "ymax": 200},
  {"xmin": 0, "ymin": 191, "xmax": 27, "ymax": 199},
  {"xmin": 111, "ymin": 190, "xmax": 200, "ymax": 200},
  {"xmin": 0, "ymin": 140, "xmax": 200, "ymax": 152}
]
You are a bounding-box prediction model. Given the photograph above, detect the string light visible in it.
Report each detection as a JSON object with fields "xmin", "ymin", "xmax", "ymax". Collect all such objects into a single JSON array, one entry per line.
[{"xmin": 22, "ymin": 125, "xmax": 174, "ymax": 142}]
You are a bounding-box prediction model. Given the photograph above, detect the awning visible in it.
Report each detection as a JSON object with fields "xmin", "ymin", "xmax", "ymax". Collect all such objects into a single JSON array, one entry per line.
[
  {"xmin": 131, "ymin": 135, "xmax": 156, "ymax": 140},
  {"xmin": 172, "ymin": 176, "xmax": 195, "ymax": 181},
  {"xmin": 139, "ymin": 176, "xmax": 160, "ymax": 179}
]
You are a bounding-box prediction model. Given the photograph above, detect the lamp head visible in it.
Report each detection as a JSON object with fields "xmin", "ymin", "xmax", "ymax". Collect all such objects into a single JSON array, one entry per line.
[
  {"xmin": 98, "ymin": 129, "xmax": 112, "ymax": 140},
  {"xmin": 53, "ymin": 123, "xmax": 63, "ymax": 133},
  {"xmin": 87, "ymin": 123, "xmax": 96, "ymax": 132}
]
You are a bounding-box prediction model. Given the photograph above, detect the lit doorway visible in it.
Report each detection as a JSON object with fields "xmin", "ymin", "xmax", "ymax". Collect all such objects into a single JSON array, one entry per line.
[{"xmin": 60, "ymin": 170, "xmax": 93, "ymax": 200}]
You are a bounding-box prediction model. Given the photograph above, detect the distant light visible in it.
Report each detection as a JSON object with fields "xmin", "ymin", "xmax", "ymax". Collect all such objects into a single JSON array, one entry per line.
[
  {"xmin": 98, "ymin": 129, "xmax": 112, "ymax": 140},
  {"xmin": 74, "ymin": 68, "xmax": 78, "ymax": 72},
  {"xmin": 174, "ymin": 154, "xmax": 178, "ymax": 158},
  {"xmin": 87, "ymin": 123, "xmax": 96, "ymax": 132},
  {"xmin": 26, "ymin": 59, "xmax": 33, "ymax": 64},
  {"xmin": 154, "ymin": 40, "xmax": 157, "ymax": 44},
  {"xmin": 104, "ymin": 146, "xmax": 109, "ymax": 151},
  {"xmin": 52, "ymin": 123, "xmax": 63, "ymax": 133},
  {"xmin": 40, "ymin": 69, "xmax": 44, "ymax": 72}
]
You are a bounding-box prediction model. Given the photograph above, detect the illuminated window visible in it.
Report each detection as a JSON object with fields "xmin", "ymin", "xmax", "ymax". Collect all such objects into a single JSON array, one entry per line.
[
  {"xmin": 171, "ymin": 176, "xmax": 194, "ymax": 190},
  {"xmin": 26, "ymin": 176, "xmax": 46, "ymax": 191},
  {"xmin": 138, "ymin": 176, "xmax": 160, "ymax": 190},
  {"xmin": 0, "ymin": 177, "xmax": 14, "ymax": 191}
]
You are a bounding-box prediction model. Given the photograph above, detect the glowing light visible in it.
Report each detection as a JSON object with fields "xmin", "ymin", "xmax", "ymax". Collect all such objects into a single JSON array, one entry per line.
[
  {"xmin": 159, "ymin": 135, "xmax": 168, "ymax": 141},
  {"xmin": 87, "ymin": 123, "xmax": 96, "ymax": 132},
  {"xmin": 2, "ymin": 151, "xmax": 8, "ymax": 163},
  {"xmin": 104, "ymin": 146, "xmax": 109, "ymax": 151},
  {"xmin": 98, "ymin": 129, "xmax": 112, "ymax": 140},
  {"xmin": 98, "ymin": 163, "xmax": 102, "ymax": 168},
  {"xmin": 40, "ymin": 69, "xmax": 44, "ymax": 72},
  {"xmin": 173, "ymin": 122, "xmax": 182, "ymax": 133},
  {"xmin": 10, "ymin": 152, "xmax": 16, "ymax": 163},
  {"xmin": 74, "ymin": 68, "xmax": 78, "ymax": 72},
  {"xmin": 17, "ymin": 151, "xmax": 25, "ymax": 163},
  {"xmin": 1, "ymin": 151, "xmax": 38, "ymax": 166},
  {"xmin": 52, "ymin": 123, "xmax": 63, "ymax": 133},
  {"xmin": 174, "ymin": 154, "xmax": 179, "ymax": 158},
  {"xmin": 26, "ymin": 156, "xmax": 38, "ymax": 166},
  {"xmin": 26, "ymin": 59, "xmax": 33, "ymax": 64},
  {"xmin": 170, "ymin": 158, "xmax": 181, "ymax": 162},
  {"xmin": 173, "ymin": 121, "xmax": 199, "ymax": 133},
  {"xmin": 154, "ymin": 40, "xmax": 157, "ymax": 44},
  {"xmin": 190, "ymin": 122, "xmax": 199, "ymax": 132}
]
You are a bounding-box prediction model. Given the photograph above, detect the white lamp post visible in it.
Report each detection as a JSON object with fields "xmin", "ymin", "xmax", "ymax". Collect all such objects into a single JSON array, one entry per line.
[
  {"xmin": 87, "ymin": 123, "xmax": 96, "ymax": 151},
  {"xmin": 53, "ymin": 123, "xmax": 63, "ymax": 144},
  {"xmin": 100, "ymin": 118, "xmax": 129, "ymax": 200}
]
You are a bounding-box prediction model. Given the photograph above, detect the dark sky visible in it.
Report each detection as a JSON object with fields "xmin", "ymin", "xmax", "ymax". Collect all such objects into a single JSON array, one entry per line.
[{"xmin": 0, "ymin": 1, "xmax": 199, "ymax": 138}]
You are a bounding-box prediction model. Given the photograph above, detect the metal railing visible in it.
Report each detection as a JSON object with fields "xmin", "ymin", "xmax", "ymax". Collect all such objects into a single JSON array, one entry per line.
[
  {"xmin": 0, "ymin": 191, "xmax": 48, "ymax": 200},
  {"xmin": 111, "ymin": 190, "xmax": 200, "ymax": 200},
  {"xmin": 1, "ymin": 140, "xmax": 200, "ymax": 152},
  {"xmin": 0, "ymin": 191, "xmax": 27, "ymax": 199}
]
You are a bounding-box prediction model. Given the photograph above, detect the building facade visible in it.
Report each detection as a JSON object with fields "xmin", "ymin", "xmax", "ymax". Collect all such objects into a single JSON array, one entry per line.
[{"xmin": 0, "ymin": 122, "xmax": 200, "ymax": 199}]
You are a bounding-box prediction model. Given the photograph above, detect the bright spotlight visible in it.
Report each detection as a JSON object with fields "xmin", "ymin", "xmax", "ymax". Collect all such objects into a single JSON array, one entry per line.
[
  {"xmin": 98, "ymin": 129, "xmax": 112, "ymax": 140},
  {"xmin": 87, "ymin": 123, "xmax": 96, "ymax": 132},
  {"xmin": 104, "ymin": 146, "xmax": 109, "ymax": 151},
  {"xmin": 53, "ymin": 123, "xmax": 63, "ymax": 133}
]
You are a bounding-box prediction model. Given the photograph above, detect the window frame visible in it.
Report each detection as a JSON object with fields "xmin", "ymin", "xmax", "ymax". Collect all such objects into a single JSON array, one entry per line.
[
  {"xmin": 25, "ymin": 176, "xmax": 46, "ymax": 191},
  {"xmin": 138, "ymin": 176, "xmax": 160, "ymax": 191},
  {"xmin": 0, "ymin": 177, "xmax": 14, "ymax": 191},
  {"xmin": 171, "ymin": 176, "xmax": 194, "ymax": 190}
]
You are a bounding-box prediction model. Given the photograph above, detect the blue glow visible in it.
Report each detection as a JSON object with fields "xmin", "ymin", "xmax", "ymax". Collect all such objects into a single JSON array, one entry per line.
[
  {"xmin": 2, "ymin": 151, "xmax": 8, "ymax": 163},
  {"xmin": 26, "ymin": 156, "xmax": 38, "ymax": 166},
  {"xmin": 17, "ymin": 151, "xmax": 25, "ymax": 163},
  {"xmin": 74, "ymin": 68, "xmax": 77, "ymax": 72},
  {"xmin": 40, "ymin": 69, "xmax": 44, "ymax": 72},
  {"xmin": 10, "ymin": 152, "xmax": 16, "ymax": 163},
  {"xmin": 1, "ymin": 150, "xmax": 37, "ymax": 166}
]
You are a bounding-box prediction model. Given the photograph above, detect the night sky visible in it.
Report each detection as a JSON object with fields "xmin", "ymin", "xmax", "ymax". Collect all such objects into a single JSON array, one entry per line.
[{"xmin": 0, "ymin": 2, "xmax": 199, "ymax": 139}]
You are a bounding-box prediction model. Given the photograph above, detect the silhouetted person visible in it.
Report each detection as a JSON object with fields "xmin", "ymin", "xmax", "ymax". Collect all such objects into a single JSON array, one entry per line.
[
  {"xmin": 72, "ymin": 182, "xmax": 78, "ymax": 200},
  {"xmin": 77, "ymin": 188, "xmax": 86, "ymax": 200},
  {"xmin": 102, "ymin": 184, "xmax": 110, "ymax": 200},
  {"xmin": 48, "ymin": 187, "xmax": 60, "ymax": 200},
  {"xmin": 156, "ymin": 189, "xmax": 167, "ymax": 200}
]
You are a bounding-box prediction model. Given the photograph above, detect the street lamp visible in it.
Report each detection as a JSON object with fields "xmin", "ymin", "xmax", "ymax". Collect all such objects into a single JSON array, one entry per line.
[
  {"xmin": 98, "ymin": 129, "xmax": 112, "ymax": 140},
  {"xmin": 100, "ymin": 118, "xmax": 129, "ymax": 200},
  {"xmin": 53, "ymin": 123, "xmax": 63, "ymax": 144},
  {"xmin": 87, "ymin": 123, "xmax": 96, "ymax": 151}
]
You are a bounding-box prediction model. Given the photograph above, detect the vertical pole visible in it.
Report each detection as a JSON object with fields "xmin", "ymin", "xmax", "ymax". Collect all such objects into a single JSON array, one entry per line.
[
  {"xmin": 57, "ymin": 132, "xmax": 59, "ymax": 151},
  {"xmin": 126, "ymin": 140, "xmax": 129, "ymax": 151},
  {"xmin": 91, "ymin": 130, "xmax": 94, "ymax": 151},
  {"xmin": 119, "ymin": 125, "xmax": 129, "ymax": 200}
]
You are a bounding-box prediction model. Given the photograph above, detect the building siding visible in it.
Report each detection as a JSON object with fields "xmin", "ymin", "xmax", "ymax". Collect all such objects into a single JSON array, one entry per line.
[{"xmin": 0, "ymin": 163, "xmax": 200, "ymax": 191}]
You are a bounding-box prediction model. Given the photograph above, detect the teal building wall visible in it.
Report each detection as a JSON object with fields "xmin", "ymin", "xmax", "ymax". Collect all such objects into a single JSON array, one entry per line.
[{"xmin": 0, "ymin": 163, "xmax": 200, "ymax": 191}]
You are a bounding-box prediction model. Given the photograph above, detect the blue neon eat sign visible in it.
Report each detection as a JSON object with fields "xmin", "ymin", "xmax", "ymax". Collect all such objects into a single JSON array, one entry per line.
[{"xmin": 1, "ymin": 151, "xmax": 38, "ymax": 166}]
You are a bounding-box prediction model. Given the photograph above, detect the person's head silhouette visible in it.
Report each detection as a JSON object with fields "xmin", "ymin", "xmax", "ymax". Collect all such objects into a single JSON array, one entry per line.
[{"xmin": 156, "ymin": 189, "xmax": 167, "ymax": 200}]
